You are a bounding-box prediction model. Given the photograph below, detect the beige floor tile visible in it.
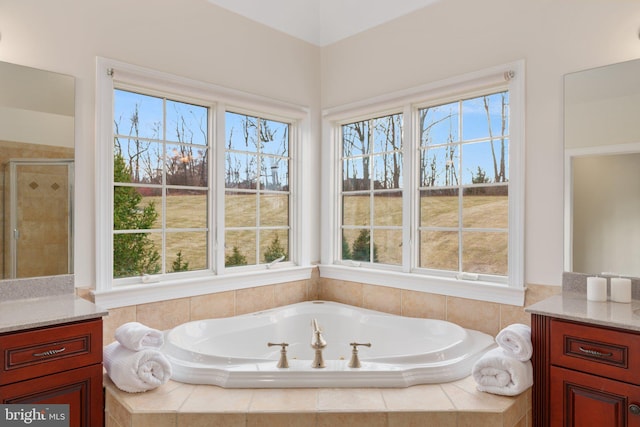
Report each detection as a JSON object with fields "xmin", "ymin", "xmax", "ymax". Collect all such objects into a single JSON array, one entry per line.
[
  {"xmin": 247, "ymin": 413, "xmax": 317, "ymax": 427},
  {"xmin": 441, "ymin": 377, "xmax": 515, "ymax": 412},
  {"xmin": 317, "ymin": 412, "xmax": 387, "ymax": 427},
  {"xmin": 249, "ymin": 388, "xmax": 318, "ymax": 412},
  {"xmin": 388, "ymin": 411, "xmax": 457, "ymax": 427},
  {"xmin": 136, "ymin": 298, "xmax": 191, "ymax": 331},
  {"xmin": 132, "ymin": 413, "xmax": 177, "ymax": 427},
  {"xmin": 458, "ymin": 412, "xmax": 503, "ymax": 427},
  {"xmin": 317, "ymin": 388, "xmax": 385, "ymax": 411},
  {"xmin": 382, "ymin": 384, "xmax": 454, "ymax": 411},
  {"xmin": 177, "ymin": 413, "xmax": 246, "ymax": 427},
  {"xmin": 363, "ymin": 284, "xmax": 401, "ymax": 314},
  {"xmin": 446, "ymin": 297, "xmax": 501, "ymax": 337},
  {"xmin": 190, "ymin": 291, "xmax": 235, "ymax": 320},
  {"xmin": 400, "ymin": 290, "xmax": 446, "ymax": 320},
  {"xmin": 179, "ymin": 385, "xmax": 252, "ymax": 413},
  {"xmin": 115, "ymin": 380, "xmax": 196, "ymax": 412}
]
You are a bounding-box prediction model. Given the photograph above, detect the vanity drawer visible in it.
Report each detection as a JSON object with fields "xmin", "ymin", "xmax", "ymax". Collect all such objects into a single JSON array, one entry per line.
[
  {"xmin": 550, "ymin": 319, "xmax": 640, "ymax": 384},
  {"xmin": 0, "ymin": 319, "xmax": 102, "ymax": 386}
]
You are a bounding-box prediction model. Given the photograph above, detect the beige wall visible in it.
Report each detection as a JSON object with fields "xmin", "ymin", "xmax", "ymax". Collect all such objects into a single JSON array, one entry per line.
[
  {"xmin": 0, "ymin": 0, "xmax": 322, "ymax": 288},
  {"xmin": 321, "ymin": 0, "xmax": 640, "ymax": 287},
  {"xmin": 3, "ymin": 0, "xmax": 640, "ymax": 316}
]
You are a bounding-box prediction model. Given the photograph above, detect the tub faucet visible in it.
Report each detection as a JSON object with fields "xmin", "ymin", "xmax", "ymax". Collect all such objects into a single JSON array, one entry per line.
[{"xmin": 311, "ymin": 319, "xmax": 326, "ymax": 368}]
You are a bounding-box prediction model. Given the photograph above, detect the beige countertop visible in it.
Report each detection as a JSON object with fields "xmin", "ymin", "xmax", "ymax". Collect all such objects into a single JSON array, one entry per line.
[
  {"xmin": 526, "ymin": 293, "xmax": 640, "ymax": 332},
  {"xmin": 0, "ymin": 293, "xmax": 108, "ymax": 333}
]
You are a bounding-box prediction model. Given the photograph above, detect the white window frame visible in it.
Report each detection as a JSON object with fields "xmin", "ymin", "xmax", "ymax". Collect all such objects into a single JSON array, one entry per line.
[
  {"xmin": 94, "ymin": 57, "xmax": 312, "ymax": 308},
  {"xmin": 320, "ymin": 61, "xmax": 525, "ymax": 306}
]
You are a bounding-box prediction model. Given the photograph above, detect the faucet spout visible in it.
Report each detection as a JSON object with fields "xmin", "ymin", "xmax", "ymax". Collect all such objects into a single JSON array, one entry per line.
[{"xmin": 311, "ymin": 319, "xmax": 327, "ymax": 368}]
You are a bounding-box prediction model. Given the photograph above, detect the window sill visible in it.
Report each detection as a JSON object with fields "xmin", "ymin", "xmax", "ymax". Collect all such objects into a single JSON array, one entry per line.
[
  {"xmin": 318, "ymin": 264, "xmax": 525, "ymax": 306},
  {"xmin": 92, "ymin": 266, "xmax": 315, "ymax": 309}
]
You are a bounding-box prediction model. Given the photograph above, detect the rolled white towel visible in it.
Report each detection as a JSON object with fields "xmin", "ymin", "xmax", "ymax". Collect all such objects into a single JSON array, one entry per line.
[
  {"xmin": 495, "ymin": 323, "xmax": 532, "ymax": 361},
  {"xmin": 103, "ymin": 342, "xmax": 172, "ymax": 393},
  {"xmin": 472, "ymin": 347, "xmax": 533, "ymax": 396},
  {"xmin": 115, "ymin": 321, "xmax": 164, "ymax": 351}
]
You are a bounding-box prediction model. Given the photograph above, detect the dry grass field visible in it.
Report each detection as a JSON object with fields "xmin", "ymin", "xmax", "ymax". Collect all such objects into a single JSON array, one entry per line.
[{"xmin": 140, "ymin": 192, "xmax": 507, "ymax": 274}]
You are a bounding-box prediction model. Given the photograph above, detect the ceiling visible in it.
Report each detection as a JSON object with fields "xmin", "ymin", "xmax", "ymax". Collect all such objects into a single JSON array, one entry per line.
[{"xmin": 206, "ymin": 0, "xmax": 441, "ymax": 46}]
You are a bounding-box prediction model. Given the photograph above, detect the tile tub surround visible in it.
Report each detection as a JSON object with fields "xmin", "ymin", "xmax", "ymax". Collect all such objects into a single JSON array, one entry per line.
[
  {"xmin": 104, "ymin": 374, "xmax": 531, "ymax": 427},
  {"xmin": 100, "ymin": 275, "xmax": 559, "ymax": 347}
]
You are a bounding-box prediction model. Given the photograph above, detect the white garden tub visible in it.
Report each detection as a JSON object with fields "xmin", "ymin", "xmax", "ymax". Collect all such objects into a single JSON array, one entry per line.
[{"xmin": 161, "ymin": 300, "xmax": 495, "ymax": 388}]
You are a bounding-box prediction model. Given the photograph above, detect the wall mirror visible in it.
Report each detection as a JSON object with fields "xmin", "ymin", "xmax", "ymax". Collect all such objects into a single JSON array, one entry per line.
[
  {"xmin": 0, "ymin": 61, "xmax": 75, "ymax": 280},
  {"xmin": 564, "ymin": 58, "xmax": 640, "ymax": 277}
]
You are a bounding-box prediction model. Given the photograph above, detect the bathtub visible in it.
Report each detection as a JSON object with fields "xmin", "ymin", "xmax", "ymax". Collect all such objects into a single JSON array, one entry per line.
[{"xmin": 161, "ymin": 300, "xmax": 495, "ymax": 388}]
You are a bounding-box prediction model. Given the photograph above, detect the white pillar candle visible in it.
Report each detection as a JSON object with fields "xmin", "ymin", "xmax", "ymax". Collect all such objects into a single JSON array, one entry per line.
[
  {"xmin": 610, "ymin": 278, "xmax": 632, "ymax": 303},
  {"xmin": 587, "ymin": 276, "xmax": 607, "ymax": 302}
]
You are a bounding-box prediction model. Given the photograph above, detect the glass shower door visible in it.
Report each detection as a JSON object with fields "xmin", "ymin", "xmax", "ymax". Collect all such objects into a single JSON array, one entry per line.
[{"xmin": 6, "ymin": 160, "xmax": 73, "ymax": 278}]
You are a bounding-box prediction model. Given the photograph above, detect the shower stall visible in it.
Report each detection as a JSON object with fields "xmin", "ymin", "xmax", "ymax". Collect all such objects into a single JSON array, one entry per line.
[{"xmin": 2, "ymin": 159, "xmax": 74, "ymax": 279}]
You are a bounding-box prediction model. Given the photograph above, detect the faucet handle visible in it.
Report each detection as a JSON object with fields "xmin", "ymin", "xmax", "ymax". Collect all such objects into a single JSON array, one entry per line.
[
  {"xmin": 348, "ymin": 342, "xmax": 371, "ymax": 368},
  {"xmin": 267, "ymin": 342, "xmax": 289, "ymax": 368}
]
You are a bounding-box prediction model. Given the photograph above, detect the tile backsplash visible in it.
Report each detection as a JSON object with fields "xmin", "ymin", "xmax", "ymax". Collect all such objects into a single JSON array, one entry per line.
[{"xmin": 97, "ymin": 268, "xmax": 560, "ymax": 347}]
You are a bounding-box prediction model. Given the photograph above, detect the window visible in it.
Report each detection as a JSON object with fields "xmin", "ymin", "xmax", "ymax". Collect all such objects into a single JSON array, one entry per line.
[
  {"xmin": 341, "ymin": 113, "xmax": 403, "ymax": 265},
  {"xmin": 95, "ymin": 58, "xmax": 311, "ymax": 307},
  {"xmin": 113, "ymin": 89, "xmax": 210, "ymax": 279},
  {"xmin": 418, "ymin": 91, "xmax": 509, "ymax": 277},
  {"xmin": 324, "ymin": 62, "xmax": 524, "ymax": 305},
  {"xmin": 224, "ymin": 111, "xmax": 290, "ymax": 267}
]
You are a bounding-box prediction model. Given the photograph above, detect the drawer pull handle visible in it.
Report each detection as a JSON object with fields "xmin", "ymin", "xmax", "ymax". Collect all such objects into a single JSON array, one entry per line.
[
  {"xmin": 578, "ymin": 346, "xmax": 613, "ymax": 358},
  {"xmin": 33, "ymin": 347, "xmax": 66, "ymax": 357},
  {"xmin": 630, "ymin": 404, "xmax": 640, "ymax": 415}
]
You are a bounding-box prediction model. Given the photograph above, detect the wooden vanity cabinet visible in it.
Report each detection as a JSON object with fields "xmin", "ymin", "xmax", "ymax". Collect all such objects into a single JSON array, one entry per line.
[
  {"xmin": 0, "ymin": 318, "xmax": 104, "ymax": 427},
  {"xmin": 532, "ymin": 314, "xmax": 640, "ymax": 427}
]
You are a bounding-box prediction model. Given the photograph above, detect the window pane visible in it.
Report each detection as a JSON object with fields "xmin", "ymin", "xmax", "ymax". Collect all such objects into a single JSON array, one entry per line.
[
  {"xmin": 344, "ymin": 228, "xmax": 375, "ymax": 262},
  {"xmin": 115, "ymin": 140, "xmax": 163, "ymax": 185},
  {"xmin": 165, "ymin": 143, "xmax": 208, "ymax": 187},
  {"xmin": 420, "ymin": 188, "xmax": 458, "ymax": 228},
  {"xmin": 373, "ymin": 153, "xmax": 402, "ymax": 189},
  {"xmin": 462, "ymin": 231, "xmax": 507, "ymax": 275},
  {"xmin": 420, "ymin": 146, "xmax": 460, "ymax": 187},
  {"xmin": 343, "ymin": 158, "xmax": 370, "ymax": 191},
  {"xmin": 343, "ymin": 195, "xmax": 370, "ymax": 226},
  {"xmin": 225, "ymin": 112, "xmax": 258, "ymax": 152},
  {"xmin": 225, "ymin": 192, "xmax": 256, "ymax": 227},
  {"xmin": 113, "ymin": 186, "xmax": 161, "ymax": 230},
  {"xmin": 166, "ymin": 231, "xmax": 207, "ymax": 272},
  {"xmin": 225, "ymin": 230, "xmax": 256, "ymax": 266},
  {"xmin": 419, "ymin": 101, "xmax": 459, "ymax": 146},
  {"xmin": 113, "ymin": 232, "xmax": 161, "ymax": 278},
  {"xmin": 260, "ymin": 194, "xmax": 288, "ymax": 227},
  {"xmin": 225, "ymin": 152, "xmax": 257, "ymax": 189},
  {"xmin": 373, "ymin": 114, "xmax": 402, "ymax": 153},
  {"xmin": 373, "ymin": 191, "xmax": 402, "ymax": 226},
  {"xmin": 420, "ymin": 230, "xmax": 458, "ymax": 270},
  {"xmin": 114, "ymin": 89, "xmax": 162, "ymax": 139},
  {"xmin": 260, "ymin": 156, "xmax": 288, "ymax": 190},
  {"xmin": 342, "ymin": 121, "xmax": 369, "ymax": 157},
  {"xmin": 462, "ymin": 92, "xmax": 509, "ymax": 141},
  {"xmin": 261, "ymin": 119, "xmax": 289, "ymax": 156},
  {"xmin": 167, "ymin": 189, "xmax": 207, "ymax": 228},
  {"xmin": 461, "ymin": 140, "xmax": 509, "ymax": 185},
  {"xmin": 166, "ymin": 99, "xmax": 208, "ymax": 145},
  {"xmin": 260, "ymin": 229, "xmax": 289, "ymax": 263},
  {"xmin": 373, "ymin": 229, "xmax": 402, "ymax": 265},
  {"xmin": 462, "ymin": 186, "xmax": 508, "ymax": 229}
]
